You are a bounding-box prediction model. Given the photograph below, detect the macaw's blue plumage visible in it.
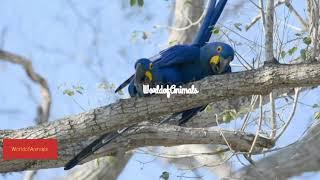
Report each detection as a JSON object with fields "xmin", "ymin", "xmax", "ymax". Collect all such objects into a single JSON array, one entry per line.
[
  {"xmin": 159, "ymin": 42, "xmax": 235, "ymax": 125},
  {"xmin": 125, "ymin": 42, "xmax": 234, "ymax": 98},
  {"xmin": 193, "ymin": 0, "xmax": 228, "ymax": 46},
  {"xmin": 65, "ymin": 0, "xmax": 230, "ymax": 170}
]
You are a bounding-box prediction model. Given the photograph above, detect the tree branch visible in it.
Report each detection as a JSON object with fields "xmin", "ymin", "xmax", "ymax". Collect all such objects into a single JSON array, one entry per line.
[
  {"xmin": 0, "ymin": 61, "xmax": 320, "ymax": 172},
  {"xmin": 0, "ymin": 50, "xmax": 51, "ymax": 124},
  {"xmin": 236, "ymin": 120, "xmax": 320, "ymax": 179},
  {"xmin": 0, "ymin": 123, "xmax": 273, "ymax": 172}
]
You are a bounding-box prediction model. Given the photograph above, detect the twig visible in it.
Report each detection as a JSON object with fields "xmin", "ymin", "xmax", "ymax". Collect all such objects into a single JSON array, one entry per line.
[
  {"xmin": 274, "ymin": 88, "xmax": 300, "ymax": 141},
  {"xmin": 248, "ymin": 95, "xmax": 263, "ymax": 155},
  {"xmin": 215, "ymin": 114, "xmax": 234, "ymax": 152},
  {"xmin": 259, "ymin": 0, "xmax": 266, "ymax": 31},
  {"xmin": 270, "ymin": 92, "xmax": 277, "ymax": 139},
  {"xmin": 0, "ymin": 50, "xmax": 51, "ymax": 124},
  {"xmin": 240, "ymin": 95, "xmax": 259, "ymax": 132},
  {"xmin": 246, "ymin": 0, "xmax": 307, "ymax": 31}
]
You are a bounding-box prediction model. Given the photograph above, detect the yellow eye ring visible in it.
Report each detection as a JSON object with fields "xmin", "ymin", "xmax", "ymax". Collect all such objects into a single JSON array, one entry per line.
[
  {"xmin": 216, "ymin": 46, "xmax": 222, "ymax": 52},
  {"xmin": 149, "ymin": 63, "xmax": 153, "ymax": 70}
]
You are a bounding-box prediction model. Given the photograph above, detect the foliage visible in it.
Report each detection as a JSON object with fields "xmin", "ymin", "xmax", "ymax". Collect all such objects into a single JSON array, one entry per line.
[
  {"xmin": 63, "ymin": 86, "xmax": 84, "ymax": 96},
  {"xmin": 130, "ymin": 0, "xmax": 144, "ymax": 7},
  {"xmin": 160, "ymin": 171, "xmax": 170, "ymax": 180}
]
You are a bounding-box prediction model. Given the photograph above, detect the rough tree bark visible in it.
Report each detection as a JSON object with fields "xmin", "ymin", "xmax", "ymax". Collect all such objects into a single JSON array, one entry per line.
[{"xmin": 1, "ymin": 61, "xmax": 320, "ymax": 172}]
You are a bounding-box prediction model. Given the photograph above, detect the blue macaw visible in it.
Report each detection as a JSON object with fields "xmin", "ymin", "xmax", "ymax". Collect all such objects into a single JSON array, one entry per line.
[{"xmin": 64, "ymin": 0, "xmax": 230, "ymax": 170}]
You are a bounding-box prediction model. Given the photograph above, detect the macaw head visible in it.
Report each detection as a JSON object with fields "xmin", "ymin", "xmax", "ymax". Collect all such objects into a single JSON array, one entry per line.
[
  {"xmin": 134, "ymin": 58, "xmax": 153, "ymax": 84},
  {"xmin": 201, "ymin": 42, "xmax": 234, "ymax": 74}
]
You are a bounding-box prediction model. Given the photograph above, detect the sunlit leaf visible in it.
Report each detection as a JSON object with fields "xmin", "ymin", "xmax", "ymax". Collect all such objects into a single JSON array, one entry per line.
[
  {"xmin": 288, "ymin": 47, "xmax": 297, "ymax": 56},
  {"xmin": 212, "ymin": 27, "xmax": 220, "ymax": 34},
  {"xmin": 303, "ymin": 37, "xmax": 312, "ymax": 45},
  {"xmin": 160, "ymin": 172, "xmax": 170, "ymax": 180},
  {"xmin": 315, "ymin": 112, "xmax": 320, "ymax": 120},
  {"xmin": 130, "ymin": 0, "xmax": 137, "ymax": 6},
  {"xmin": 234, "ymin": 23, "xmax": 242, "ymax": 31},
  {"xmin": 63, "ymin": 89, "xmax": 75, "ymax": 96},
  {"xmin": 73, "ymin": 85, "xmax": 84, "ymax": 94}
]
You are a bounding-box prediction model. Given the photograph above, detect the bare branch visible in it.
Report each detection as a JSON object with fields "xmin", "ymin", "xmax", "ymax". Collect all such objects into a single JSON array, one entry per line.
[
  {"xmin": 236, "ymin": 120, "xmax": 320, "ymax": 179},
  {"xmin": 0, "ymin": 61, "xmax": 319, "ymax": 171},
  {"xmin": 0, "ymin": 123, "xmax": 273, "ymax": 172},
  {"xmin": 274, "ymin": 88, "xmax": 300, "ymax": 141},
  {"xmin": 270, "ymin": 92, "xmax": 277, "ymax": 139},
  {"xmin": 248, "ymin": 95, "xmax": 263, "ymax": 154},
  {"xmin": 265, "ymin": 0, "xmax": 275, "ymax": 62},
  {"xmin": 0, "ymin": 50, "xmax": 51, "ymax": 124}
]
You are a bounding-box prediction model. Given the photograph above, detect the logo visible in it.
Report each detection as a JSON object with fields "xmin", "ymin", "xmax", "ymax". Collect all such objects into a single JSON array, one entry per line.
[
  {"xmin": 143, "ymin": 84, "xmax": 199, "ymax": 98},
  {"xmin": 3, "ymin": 139, "xmax": 58, "ymax": 160}
]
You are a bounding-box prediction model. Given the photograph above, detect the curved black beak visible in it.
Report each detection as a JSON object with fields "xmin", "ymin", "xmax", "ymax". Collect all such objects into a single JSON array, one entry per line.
[
  {"xmin": 218, "ymin": 56, "xmax": 232, "ymax": 74},
  {"xmin": 134, "ymin": 63, "xmax": 146, "ymax": 97}
]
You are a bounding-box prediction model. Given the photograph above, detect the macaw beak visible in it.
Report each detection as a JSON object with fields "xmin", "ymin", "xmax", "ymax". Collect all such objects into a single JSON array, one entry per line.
[
  {"xmin": 210, "ymin": 55, "xmax": 220, "ymax": 65},
  {"xmin": 145, "ymin": 71, "xmax": 153, "ymax": 81},
  {"xmin": 135, "ymin": 63, "xmax": 145, "ymax": 83},
  {"xmin": 134, "ymin": 63, "xmax": 146, "ymax": 96},
  {"xmin": 210, "ymin": 55, "xmax": 220, "ymax": 74},
  {"xmin": 217, "ymin": 57, "xmax": 232, "ymax": 74},
  {"xmin": 209, "ymin": 55, "xmax": 232, "ymax": 74}
]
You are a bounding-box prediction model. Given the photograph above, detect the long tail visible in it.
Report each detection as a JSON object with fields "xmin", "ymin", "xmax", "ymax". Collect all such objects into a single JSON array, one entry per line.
[
  {"xmin": 193, "ymin": 0, "xmax": 228, "ymax": 47},
  {"xmin": 64, "ymin": 126, "xmax": 132, "ymax": 170},
  {"xmin": 178, "ymin": 105, "xmax": 207, "ymax": 125},
  {"xmin": 114, "ymin": 74, "xmax": 134, "ymax": 93},
  {"xmin": 159, "ymin": 105, "xmax": 207, "ymax": 126}
]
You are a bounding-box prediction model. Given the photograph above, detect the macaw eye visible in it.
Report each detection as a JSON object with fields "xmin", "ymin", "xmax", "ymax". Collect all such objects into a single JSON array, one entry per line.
[
  {"xmin": 149, "ymin": 63, "xmax": 153, "ymax": 70},
  {"xmin": 216, "ymin": 46, "xmax": 223, "ymax": 53}
]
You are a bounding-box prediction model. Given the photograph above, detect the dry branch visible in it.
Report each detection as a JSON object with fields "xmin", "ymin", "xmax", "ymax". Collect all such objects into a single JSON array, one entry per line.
[{"xmin": 0, "ymin": 61, "xmax": 320, "ymax": 172}]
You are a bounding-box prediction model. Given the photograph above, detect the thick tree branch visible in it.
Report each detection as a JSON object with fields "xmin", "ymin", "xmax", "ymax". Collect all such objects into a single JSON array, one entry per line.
[
  {"xmin": 0, "ymin": 62, "xmax": 320, "ymax": 172},
  {"xmin": 235, "ymin": 121, "xmax": 320, "ymax": 180},
  {"xmin": 0, "ymin": 123, "xmax": 273, "ymax": 172}
]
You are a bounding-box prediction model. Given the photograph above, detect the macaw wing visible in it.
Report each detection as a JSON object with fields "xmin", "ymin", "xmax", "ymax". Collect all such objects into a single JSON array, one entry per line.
[
  {"xmin": 114, "ymin": 74, "xmax": 134, "ymax": 93},
  {"xmin": 64, "ymin": 126, "xmax": 134, "ymax": 170},
  {"xmin": 152, "ymin": 45, "xmax": 200, "ymax": 68}
]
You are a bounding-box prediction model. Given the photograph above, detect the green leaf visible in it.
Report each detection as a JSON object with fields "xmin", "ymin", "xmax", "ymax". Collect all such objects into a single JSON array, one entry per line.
[
  {"xmin": 313, "ymin": 104, "xmax": 320, "ymax": 109},
  {"xmin": 63, "ymin": 89, "xmax": 75, "ymax": 96},
  {"xmin": 130, "ymin": 0, "xmax": 137, "ymax": 6},
  {"xmin": 234, "ymin": 23, "xmax": 242, "ymax": 31},
  {"xmin": 280, "ymin": 51, "xmax": 286, "ymax": 58},
  {"xmin": 295, "ymin": 33, "xmax": 302, "ymax": 36},
  {"xmin": 300, "ymin": 49, "xmax": 307, "ymax": 60},
  {"xmin": 222, "ymin": 110, "xmax": 237, "ymax": 123},
  {"xmin": 315, "ymin": 112, "xmax": 320, "ymax": 120},
  {"xmin": 168, "ymin": 40, "xmax": 178, "ymax": 45},
  {"xmin": 205, "ymin": 105, "xmax": 213, "ymax": 113},
  {"xmin": 137, "ymin": 0, "xmax": 144, "ymax": 6},
  {"xmin": 212, "ymin": 27, "xmax": 220, "ymax": 34},
  {"xmin": 303, "ymin": 37, "xmax": 312, "ymax": 45},
  {"xmin": 117, "ymin": 89, "xmax": 124, "ymax": 95},
  {"xmin": 142, "ymin": 31, "xmax": 148, "ymax": 40},
  {"xmin": 73, "ymin": 86, "xmax": 84, "ymax": 94},
  {"xmin": 288, "ymin": 47, "xmax": 297, "ymax": 56},
  {"xmin": 160, "ymin": 172, "xmax": 170, "ymax": 180}
]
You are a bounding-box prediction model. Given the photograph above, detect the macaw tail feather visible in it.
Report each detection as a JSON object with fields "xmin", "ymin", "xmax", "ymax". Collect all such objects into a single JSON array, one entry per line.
[
  {"xmin": 159, "ymin": 105, "xmax": 207, "ymax": 126},
  {"xmin": 178, "ymin": 106, "xmax": 207, "ymax": 125},
  {"xmin": 64, "ymin": 126, "xmax": 133, "ymax": 170},
  {"xmin": 115, "ymin": 74, "xmax": 134, "ymax": 93},
  {"xmin": 193, "ymin": 0, "xmax": 228, "ymax": 47}
]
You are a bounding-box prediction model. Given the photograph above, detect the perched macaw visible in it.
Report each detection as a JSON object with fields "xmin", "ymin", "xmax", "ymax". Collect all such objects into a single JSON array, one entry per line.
[{"xmin": 64, "ymin": 0, "xmax": 229, "ymax": 170}]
